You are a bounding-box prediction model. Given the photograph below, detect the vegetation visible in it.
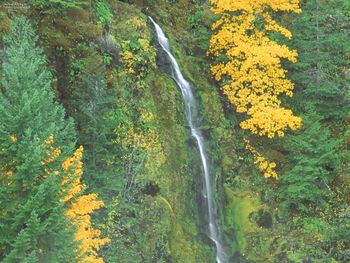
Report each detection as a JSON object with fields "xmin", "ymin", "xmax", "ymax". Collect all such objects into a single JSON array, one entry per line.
[
  {"xmin": 0, "ymin": 0, "xmax": 349, "ymax": 262},
  {"xmin": 0, "ymin": 17, "xmax": 108, "ymax": 262},
  {"xmin": 209, "ymin": 0, "xmax": 302, "ymax": 139}
]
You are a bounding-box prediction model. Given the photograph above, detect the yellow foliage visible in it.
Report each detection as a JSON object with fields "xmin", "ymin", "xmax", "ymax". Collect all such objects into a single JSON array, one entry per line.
[
  {"xmin": 9, "ymin": 134, "xmax": 17, "ymax": 142},
  {"xmin": 124, "ymin": 125, "xmax": 165, "ymax": 173},
  {"xmin": 244, "ymin": 139, "xmax": 278, "ymax": 179},
  {"xmin": 41, "ymin": 134, "xmax": 62, "ymax": 165},
  {"xmin": 0, "ymin": 164, "xmax": 13, "ymax": 184},
  {"xmin": 120, "ymin": 48, "xmax": 136, "ymax": 74},
  {"xmin": 209, "ymin": 0, "xmax": 302, "ymax": 138},
  {"xmin": 114, "ymin": 110, "xmax": 165, "ymax": 183},
  {"xmin": 120, "ymin": 37, "xmax": 156, "ymax": 82},
  {"xmin": 140, "ymin": 111, "xmax": 154, "ymax": 123},
  {"xmin": 61, "ymin": 146, "xmax": 84, "ymax": 202},
  {"xmin": 120, "ymin": 17, "xmax": 156, "ymax": 84},
  {"xmin": 2, "ymin": 136, "xmax": 110, "ymax": 261},
  {"xmin": 62, "ymin": 146, "xmax": 110, "ymax": 262},
  {"xmin": 126, "ymin": 17, "xmax": 147, "ymax": 31}
]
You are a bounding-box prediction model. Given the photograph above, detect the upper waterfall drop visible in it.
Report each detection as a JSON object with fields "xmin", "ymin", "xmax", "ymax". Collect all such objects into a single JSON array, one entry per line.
[{"xmin": 148, "ymin": 16, "xmax": 229, "ymax": 263}]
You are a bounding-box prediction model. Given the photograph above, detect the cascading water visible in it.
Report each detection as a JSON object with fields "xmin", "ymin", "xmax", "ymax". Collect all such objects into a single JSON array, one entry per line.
[{"xmin": 149, "ymin": 17, "xmax": 228, "ymax": 263}]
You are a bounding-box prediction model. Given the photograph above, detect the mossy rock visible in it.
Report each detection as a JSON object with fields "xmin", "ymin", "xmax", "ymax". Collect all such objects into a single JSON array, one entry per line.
[{"xmin": 224, "ymin": 186, "xmax": 262, "ymax": 253}]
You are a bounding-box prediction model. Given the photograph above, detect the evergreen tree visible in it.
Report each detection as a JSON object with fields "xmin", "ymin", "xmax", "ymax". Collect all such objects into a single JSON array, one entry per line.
[
  {"xmin": 279, "ymin": 112, "xmax": 340, "ymax": 212},
  {"xmin": 288, "ymin": 0, "xmax": 350, "ymax": 120},
  {"xmin": 74, "ymin": 73, "xmax": 114, "ymax": 188},
  {"xmin": 69, "ymin": 56, "xmax": 121, "ymax": 198},
  {"xmin": 0, "ymin": 17, "xmax": 77, "ymax": 261},
  {"xmin": 278, "ymin": 0, "xmax": 348, "ymax": 213}
]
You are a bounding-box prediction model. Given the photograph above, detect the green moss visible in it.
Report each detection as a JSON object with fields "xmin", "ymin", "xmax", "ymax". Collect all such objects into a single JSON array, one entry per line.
[
  {"xmin": 224, "ymin": 186, "xmax": 261, "ymax": 252},
  {"xmin": 149, "ymin": 71, "xmax": 214, "ymax": 262},
  {"xmin": 155, "ymin": 196, "xmax": 198, "ymax": 262},
  {"xmin": 92, "ymin": 0, "xmax": 112, "ymax": 25}
]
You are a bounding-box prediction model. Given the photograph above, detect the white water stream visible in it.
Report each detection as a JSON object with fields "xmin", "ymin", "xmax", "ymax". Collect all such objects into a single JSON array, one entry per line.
[{"xmin": 149, "ymin": 17, "xmax": 228, "ymax": 263}]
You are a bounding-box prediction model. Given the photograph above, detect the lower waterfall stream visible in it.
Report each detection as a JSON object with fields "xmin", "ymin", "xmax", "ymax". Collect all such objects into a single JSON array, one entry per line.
[{"xmin": 149, "ymin": 17, "xmax": 228, "ymax": 263}]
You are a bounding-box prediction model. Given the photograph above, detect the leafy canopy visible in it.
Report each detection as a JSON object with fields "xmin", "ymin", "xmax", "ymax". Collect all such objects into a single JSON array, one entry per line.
[{"xmin": 209, "ymin": 0, "xmax": 302, "ymax": 138}]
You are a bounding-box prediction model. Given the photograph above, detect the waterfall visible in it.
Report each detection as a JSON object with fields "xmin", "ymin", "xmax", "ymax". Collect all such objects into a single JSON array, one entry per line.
[{"xmin": 149, "ymin": 17, "xmax": 228, "ymax": 263}]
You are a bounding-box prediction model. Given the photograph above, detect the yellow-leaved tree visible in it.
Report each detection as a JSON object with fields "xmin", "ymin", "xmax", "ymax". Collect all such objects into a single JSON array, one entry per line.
[
  {"xmin": 40, "ymin": 136, "xmax": 110, "ymax": 261},
  {"xmin": 61, "ymin": 146, "xmax": 110, "ymax": 263},
  {"xmin": 209, "ymin": 0, "xmax": 302, "ymax": 178}
]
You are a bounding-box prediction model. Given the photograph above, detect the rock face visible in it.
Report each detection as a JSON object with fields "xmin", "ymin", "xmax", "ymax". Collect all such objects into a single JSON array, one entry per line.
[
  {"xmin": 0, "ymin": 1, "xmax": 246, "ymax": 262},
  {"xmin": 149, "ymin": 16, "xmax": 230, "ymax": 262},
  {"xmin": 2, "ymin": 1, "xmax": 348, "ymax": 262}
]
